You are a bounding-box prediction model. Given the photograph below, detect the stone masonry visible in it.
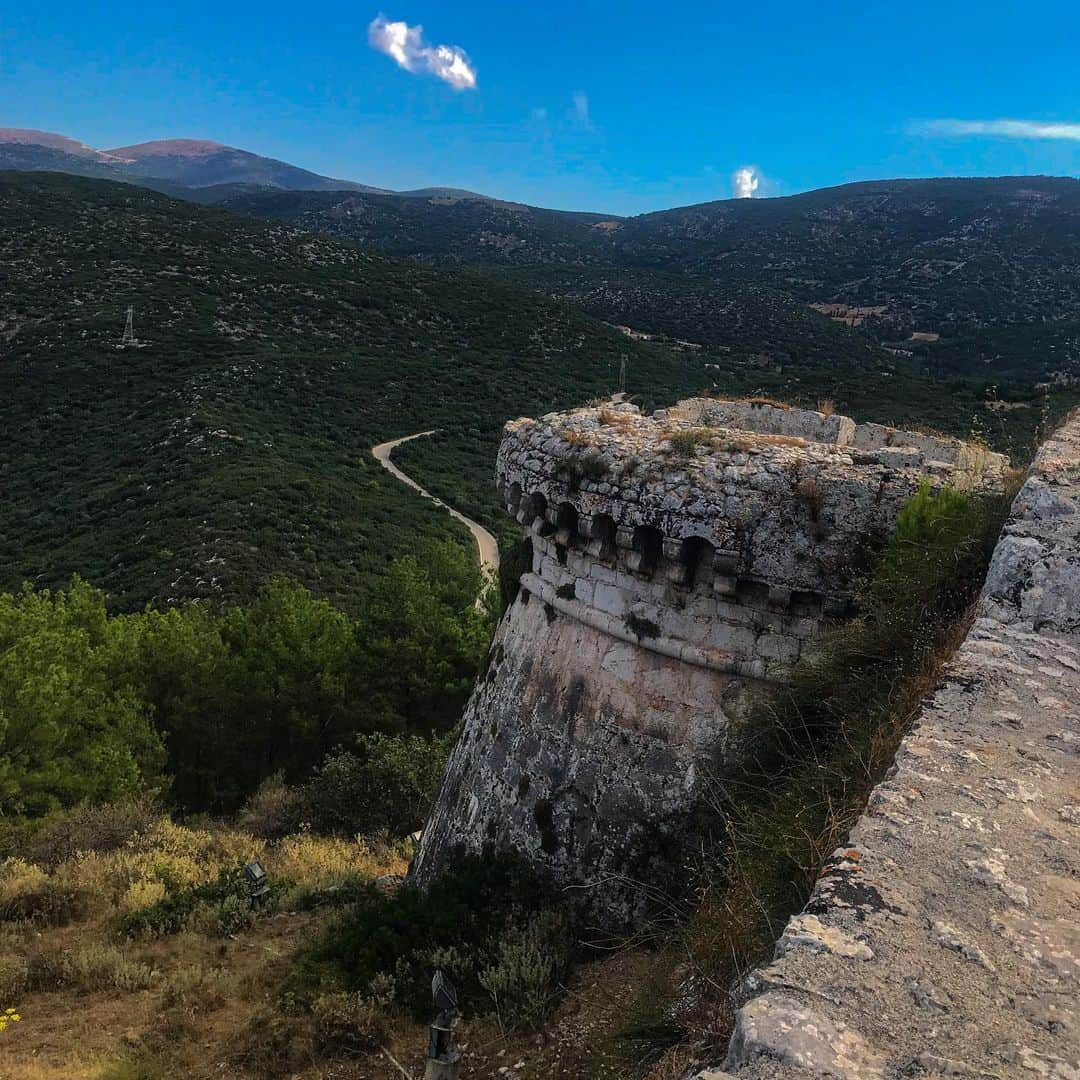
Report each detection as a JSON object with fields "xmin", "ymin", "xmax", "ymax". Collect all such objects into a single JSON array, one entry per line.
[
  {"xmin": 696, "ymin": 409, "xmax": 1080, "ymax": 1079},
  {"xmin": 411, "ymin": 398, "xmax": 1008, "ymax": 916}
]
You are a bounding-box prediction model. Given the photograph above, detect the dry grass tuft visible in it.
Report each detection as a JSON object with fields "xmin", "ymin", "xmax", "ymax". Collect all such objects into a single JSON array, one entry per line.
[
  {"xmin": 666, "ymin": 427, "xmax": 715, "ymax": 457},
  {"xmin": 562, "ymin": 426, "xmax": 596, "ymax": 448},
  {"xmin": 597, "ymin": 407, "xmax": 636, "ymax": 427}
]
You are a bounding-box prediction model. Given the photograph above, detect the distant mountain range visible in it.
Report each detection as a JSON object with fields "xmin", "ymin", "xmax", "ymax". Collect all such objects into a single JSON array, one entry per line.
[{"xmin": 0, "ymin": 128, "xmax": 488, "ymax": 199}]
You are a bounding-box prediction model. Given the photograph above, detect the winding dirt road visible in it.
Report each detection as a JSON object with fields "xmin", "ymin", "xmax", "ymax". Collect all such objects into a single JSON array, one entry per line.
[{"xmin": 371, "ymin": 431, "xmax": 500, "ymax": 578}]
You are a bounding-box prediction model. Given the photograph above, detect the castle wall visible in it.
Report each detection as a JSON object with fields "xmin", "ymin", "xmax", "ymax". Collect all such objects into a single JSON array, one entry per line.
[
  {"xmin": 411, "ymin": 399, "xmax": 1009, "ymax": 917},
  {"xmin": 411, "ymin": 587, "xmax": 745, "ymax": 905},
  {"xmin": 705, "ymin": 410, "xmax": 1080, "ymax": 1079}
]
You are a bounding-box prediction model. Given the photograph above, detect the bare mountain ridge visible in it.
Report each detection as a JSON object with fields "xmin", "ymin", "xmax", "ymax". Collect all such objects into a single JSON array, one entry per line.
[
  {"xmin": 0, "ymin": 127, "xmax": 566, "ymax": 203},
  {"xmin": 0, "ymin": 128, "xmax": 384, "ymax": 194}
]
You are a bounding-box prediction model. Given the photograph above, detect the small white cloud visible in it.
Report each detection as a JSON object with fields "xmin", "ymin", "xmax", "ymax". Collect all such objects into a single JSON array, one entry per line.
[
  {"xmin": 732, "ymin": 166, "xmax": 760, "ymax": 199},
  {"xmin": 368, "ymin": 15, "xmax": 477, "ymax": 90},
  {"xmin": 910, "ymin": 118, "xmax": 1080, "ymax": 142},
  {"xmin": 571, "ymin": 91, "xmax": 592, "ymax": 130}
]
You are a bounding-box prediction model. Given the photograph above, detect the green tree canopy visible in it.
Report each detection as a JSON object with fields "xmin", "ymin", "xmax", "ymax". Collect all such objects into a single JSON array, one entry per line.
[{"xmin": 0, "ymin": 579, "xmax": 164, "ymax": 816}]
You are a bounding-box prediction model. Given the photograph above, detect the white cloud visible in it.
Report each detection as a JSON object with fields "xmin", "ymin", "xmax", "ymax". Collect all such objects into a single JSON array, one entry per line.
[
  {"xmin": 368, "ymin": 15, "xmax": 477, "ymax": 90},
  {"xmin": 910, "ymin": 118, "xmax": 1080, "ymax": 142},
  {"xmin": 571, "ymin": 91, "xmax": 592, "ymax": 129},
  {"xmin": 732, "ymin": 166, "xmax": 760, "ymax": 198}
]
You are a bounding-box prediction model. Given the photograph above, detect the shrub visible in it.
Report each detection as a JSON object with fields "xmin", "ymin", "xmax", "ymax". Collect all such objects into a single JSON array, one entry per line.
[
  {"xmin": 59, "ymin": 942, "xmax": 154, "ymax": 992},
  {"xmin": 119, "ymin": 878, "xmax": 168, "ymax": 913},
  {"xmin": 270, "ymin": 834, "xmax": 395, "ymax": 909},
  {"xmin": 0, "ymin": 956, "xmax": 28, "ymax": 1002},
  {"xmin": 97, "ymin": 1055, "xmax": 164, "ymax": 1080},
  {"xmin": 478, "ymin": 910, "xmax": 572, "ymax": 1032},
  {"xmin": 237, "ymin": 776, "xmax": 305, "ymax": 840},
  {"xmin": 159, "ymin": 962, "xmax": 230, "ymax": 1013},
  {"xmin": 235, "ymin": 1006, "xmax": 312, "ymax": 1079},
  {"xmin": 23, "ymin": 945, "xmax": 68, "ymax": 991},
  {"xmin": 311, "ymin": 991, "xmax": 387, "ymax": 1054},
  {"xmin": 795, "ymin": 476, "xmax": 824, "ymax": 521},
  {"xmin": 0, "ymin": 857, "xmax": 86, "ymax": 924},
  {"xmin": 302, "ymin": 853, "xmax": 571, "ymax": 1020},
  {"xmin": 21, "ymin": 798, "xmax": 160, "ymax": 868},
  {"xmin": 118, "ymin": 866, "xmax": 272, "ymax": 937},
  {"xmin": 299, "ymin": 731, "xmax": 455, "ymax": 838}
]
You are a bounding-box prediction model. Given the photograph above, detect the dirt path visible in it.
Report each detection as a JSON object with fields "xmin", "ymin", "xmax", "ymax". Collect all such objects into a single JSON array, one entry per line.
[{"xmin": 372, "ymin": 431, "xmax": 500, "ymax": 578}]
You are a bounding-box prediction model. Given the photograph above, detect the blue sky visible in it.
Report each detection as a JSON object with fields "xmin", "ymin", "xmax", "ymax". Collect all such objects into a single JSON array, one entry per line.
[{"xmin": 2, "ymin": 1, "xmax": 1078, "ymax": 214}]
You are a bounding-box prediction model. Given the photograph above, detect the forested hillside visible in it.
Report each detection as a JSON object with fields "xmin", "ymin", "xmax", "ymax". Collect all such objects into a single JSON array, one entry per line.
[
  {"xmin": 3, "ymin": 172, "xmax": 1072, "ymax": 614},
  {"xmin": 0, "ymin": 171, "xmax": 701, "ymax": 611},
  {"xmin": 224, "ymin": 176, "xmax": 1080, "ymax": 384}
]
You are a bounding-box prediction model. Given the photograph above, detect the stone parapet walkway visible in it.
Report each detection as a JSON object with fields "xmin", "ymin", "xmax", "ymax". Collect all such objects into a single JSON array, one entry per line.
[{"xmin": 700, "ymin": 411, "xmax": 1080, "ymax": 1079}]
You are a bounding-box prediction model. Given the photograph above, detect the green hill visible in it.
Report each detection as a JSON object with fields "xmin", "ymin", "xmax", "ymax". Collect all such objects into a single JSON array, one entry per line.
[
  {"xmin": 2, "ymin": 172, "xmax": 1073, "ymax": 616},
  {"xmin": 224, "ymin": 176, "xmax": 1080, "ymax": 385},
  {"xmin": 0, "ymin": 172, "xmax": 702, "ymax": 611}
]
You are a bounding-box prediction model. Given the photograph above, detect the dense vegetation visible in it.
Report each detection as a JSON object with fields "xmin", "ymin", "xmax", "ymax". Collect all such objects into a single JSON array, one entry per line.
[
  {"xmin": 299, "ymin": 853, "xmax": 570, "ymax": 1025},
  {"xmin": 0, "ymin": 171, "xmax": 707, "ymax": 612},
  {"xmin": 0, "ymin": 538, "xmax": 487, "ymax": 820},
  {"xmin": 3, "ymin": 172, "xmax": 1071, "ymax": 620},
  {"xmin": 222, "ymin": 176, "xmax": 1080, "ymax": 386}
]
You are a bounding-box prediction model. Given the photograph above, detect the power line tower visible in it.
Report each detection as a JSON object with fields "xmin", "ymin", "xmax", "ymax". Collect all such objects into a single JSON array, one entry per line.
[{"xmin": 121, "ymin": 306, "xmax": 136, "ymax": 347}]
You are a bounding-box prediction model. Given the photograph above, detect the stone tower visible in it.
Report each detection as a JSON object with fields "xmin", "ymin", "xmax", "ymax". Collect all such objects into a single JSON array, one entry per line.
[{"xmin": 412, "ymin": 398, "xmax": 1007, "ymax": 917}]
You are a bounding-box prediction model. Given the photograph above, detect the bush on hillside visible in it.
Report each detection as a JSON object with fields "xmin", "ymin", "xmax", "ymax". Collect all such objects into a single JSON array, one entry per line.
[
  {"xmin": 238, "ymin": 728, "xmax": 455, "ymax": 841},
  {"xmin": 300, "ymin": 852, "xmax": 572, "ymax": 1023},
  {"xmin": 16, "ymin": 797, "xmax": 160, "ymax": 868},
  {"xmin": 237, "ymin": 775, "xmax": 306, "ymax": 840},
  {"xmin": 300, "ymin": 730, "xmax": 455, "ymax": 838}
]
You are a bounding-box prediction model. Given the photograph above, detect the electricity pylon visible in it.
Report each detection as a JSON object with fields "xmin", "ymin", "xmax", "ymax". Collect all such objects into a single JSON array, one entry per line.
[{"xmin": 121, "ymin": 306, "xmax": 136, "ymax": 347}]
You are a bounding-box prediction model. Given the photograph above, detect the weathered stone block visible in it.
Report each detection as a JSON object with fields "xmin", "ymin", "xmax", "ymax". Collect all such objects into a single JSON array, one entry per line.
[{"xmin": 594, "ymin": 583, "xmax": 627, "ymax": 616}]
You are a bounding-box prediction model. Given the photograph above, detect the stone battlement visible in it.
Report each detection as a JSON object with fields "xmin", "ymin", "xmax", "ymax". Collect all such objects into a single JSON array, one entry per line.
[{"xmin": 498, "ymin": 398, "xmax": 1007, "ymax": 604}]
